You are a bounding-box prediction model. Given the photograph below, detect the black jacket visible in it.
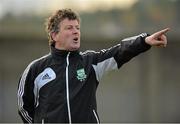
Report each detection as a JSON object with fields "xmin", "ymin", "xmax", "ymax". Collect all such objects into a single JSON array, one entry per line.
[{"xmin": 17, "ymin": 33, "xmax": 151, "ymax": 123}]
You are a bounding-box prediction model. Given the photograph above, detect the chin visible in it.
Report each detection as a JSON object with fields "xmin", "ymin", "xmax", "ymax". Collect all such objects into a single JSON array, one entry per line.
[{"xmin": 70, "ymin": 46, "xmax": 80, "ymax": 51}]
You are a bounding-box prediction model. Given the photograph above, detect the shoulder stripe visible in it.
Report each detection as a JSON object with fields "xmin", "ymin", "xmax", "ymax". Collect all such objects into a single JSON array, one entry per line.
[{"xmin": 80, "ymin": 50, "xmax": 99, "ymax": 55}]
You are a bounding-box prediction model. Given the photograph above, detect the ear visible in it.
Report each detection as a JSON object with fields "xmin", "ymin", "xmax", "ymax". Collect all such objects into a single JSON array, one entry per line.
[{"xmin": 51, "ymin": 32, "xmax": 58, "ymax": 42}]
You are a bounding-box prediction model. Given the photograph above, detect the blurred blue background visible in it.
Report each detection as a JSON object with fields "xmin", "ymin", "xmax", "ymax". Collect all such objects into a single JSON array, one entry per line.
[{"xmin": 0, "ymin": 0, "xmax": 180, "ymax": 122}]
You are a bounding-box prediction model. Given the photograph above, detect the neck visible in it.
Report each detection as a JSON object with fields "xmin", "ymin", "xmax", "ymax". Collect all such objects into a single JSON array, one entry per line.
[{"xmin": 54, "ymin": 44, "xmax": 79, "ymax": 51}]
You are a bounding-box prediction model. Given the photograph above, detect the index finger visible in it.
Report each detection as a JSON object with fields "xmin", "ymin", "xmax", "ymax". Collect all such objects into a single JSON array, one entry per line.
[{"xmin": 154, "ymin": 28, "xmax": 170, "ymax": 37}]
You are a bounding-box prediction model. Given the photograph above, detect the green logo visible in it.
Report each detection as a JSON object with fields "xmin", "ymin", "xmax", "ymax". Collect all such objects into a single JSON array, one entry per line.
[{"xmin": 76, "ymin": 68, "xmax": 87, "ymax": 82}]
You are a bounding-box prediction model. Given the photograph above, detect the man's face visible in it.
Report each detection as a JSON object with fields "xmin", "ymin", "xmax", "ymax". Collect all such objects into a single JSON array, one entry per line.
[{"xmin": 53, "ymin": 18, "xmax": 80, "ymax": 51}]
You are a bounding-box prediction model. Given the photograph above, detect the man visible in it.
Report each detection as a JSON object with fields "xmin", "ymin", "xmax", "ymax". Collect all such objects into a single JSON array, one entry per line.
[{"xmin": 17, "ymin": 9, "xmax": 169, "ymax": 123}]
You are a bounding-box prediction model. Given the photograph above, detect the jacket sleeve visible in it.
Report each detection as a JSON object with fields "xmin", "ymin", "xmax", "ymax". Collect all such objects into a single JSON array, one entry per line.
[
  {"xmin": 17, "ymin": 63, "xmax": 35, "ymax": 123},
  {"xmin": 89, "ymin": 33, "xmax": 151, "ymax": 81}
]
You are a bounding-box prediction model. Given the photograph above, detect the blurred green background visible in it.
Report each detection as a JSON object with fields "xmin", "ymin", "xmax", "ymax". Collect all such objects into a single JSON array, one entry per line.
[{"xmin": 0, "ymin": 0, "xmax": 180, "ymax": 123}]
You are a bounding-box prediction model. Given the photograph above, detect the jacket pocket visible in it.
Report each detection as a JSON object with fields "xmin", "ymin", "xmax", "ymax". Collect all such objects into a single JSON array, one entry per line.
[{"xmin": 93, "ymin": 109, "xmax": 100, "ymax": 124}]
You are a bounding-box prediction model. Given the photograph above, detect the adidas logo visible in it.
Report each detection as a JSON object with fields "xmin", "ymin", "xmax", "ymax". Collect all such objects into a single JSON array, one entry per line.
[{"xmin": 42, "ymin": 73, "xmax": 51, "ymax": 80}]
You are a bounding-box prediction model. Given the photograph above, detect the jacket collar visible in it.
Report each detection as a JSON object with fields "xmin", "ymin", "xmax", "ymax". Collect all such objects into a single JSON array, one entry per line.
[{"xmin": 50, "ymin": 44, "xmax": 80, "ymax": 59}]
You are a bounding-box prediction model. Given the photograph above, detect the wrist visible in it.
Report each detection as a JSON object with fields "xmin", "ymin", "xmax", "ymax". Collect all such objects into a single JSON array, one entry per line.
[{"xmin": 145, "ymin": 36, "xmax": 151, "ymax": 46}]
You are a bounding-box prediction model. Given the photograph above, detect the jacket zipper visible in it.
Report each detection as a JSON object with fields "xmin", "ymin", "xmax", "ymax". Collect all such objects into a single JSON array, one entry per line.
[
  {"xmin": 66, "ymin": 52, "xmax": 72, "ymax": 124},
  {"xmin": 42, "ymin": 118, "xmax": 44, "ymax": 124},
  {"xmin": 93, "ymin": 109, "xmax": 100, "ymax": 124}
]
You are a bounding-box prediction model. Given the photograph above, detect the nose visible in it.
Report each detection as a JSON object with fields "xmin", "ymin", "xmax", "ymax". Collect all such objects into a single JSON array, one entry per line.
[{"xmin": 72, "ymin": 27, "xmax": 79, "ymax": 34}]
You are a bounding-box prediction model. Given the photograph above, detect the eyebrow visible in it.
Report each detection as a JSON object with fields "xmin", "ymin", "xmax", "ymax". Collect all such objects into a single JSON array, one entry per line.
[
  {"xmin": 64, "ymin": 25, "xmax": 80, "ymax": 29},
  {"xmin": 65, "ymin": 25, "xmax": 80, "ymax": 27}
]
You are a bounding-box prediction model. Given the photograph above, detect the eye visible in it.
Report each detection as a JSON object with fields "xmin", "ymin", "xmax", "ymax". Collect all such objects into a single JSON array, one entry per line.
[
  {"xmin": 67, "ymin": 27, "xmax": 72, "ymax": 30},
  {"xmin": 65, "ymin": 26, "xmax": 73, "ymax": 30},
  {"xmin": 76, "ymin": 27, "xmax": 80, "ymax": 30}
]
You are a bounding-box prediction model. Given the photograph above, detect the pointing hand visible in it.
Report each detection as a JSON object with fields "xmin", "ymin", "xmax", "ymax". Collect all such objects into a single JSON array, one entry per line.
[{"xmin": 145, "ymin": 28, "xmax": 170, "ymax": 48}]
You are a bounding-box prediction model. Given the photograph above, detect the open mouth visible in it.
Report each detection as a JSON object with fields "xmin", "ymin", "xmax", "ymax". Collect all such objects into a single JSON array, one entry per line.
[{"xmin": 73, "ymin": 37, "xmax": 78, "ymax": 41}]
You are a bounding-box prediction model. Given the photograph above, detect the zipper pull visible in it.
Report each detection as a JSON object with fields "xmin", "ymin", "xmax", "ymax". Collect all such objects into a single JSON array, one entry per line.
[
  {"xmin": 42, "ymin": 119, "xmax": 44, "ymax": 124},
  {"xmin": 66, "ymin": 52, "xmax": 70, "ymax": 66}
]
